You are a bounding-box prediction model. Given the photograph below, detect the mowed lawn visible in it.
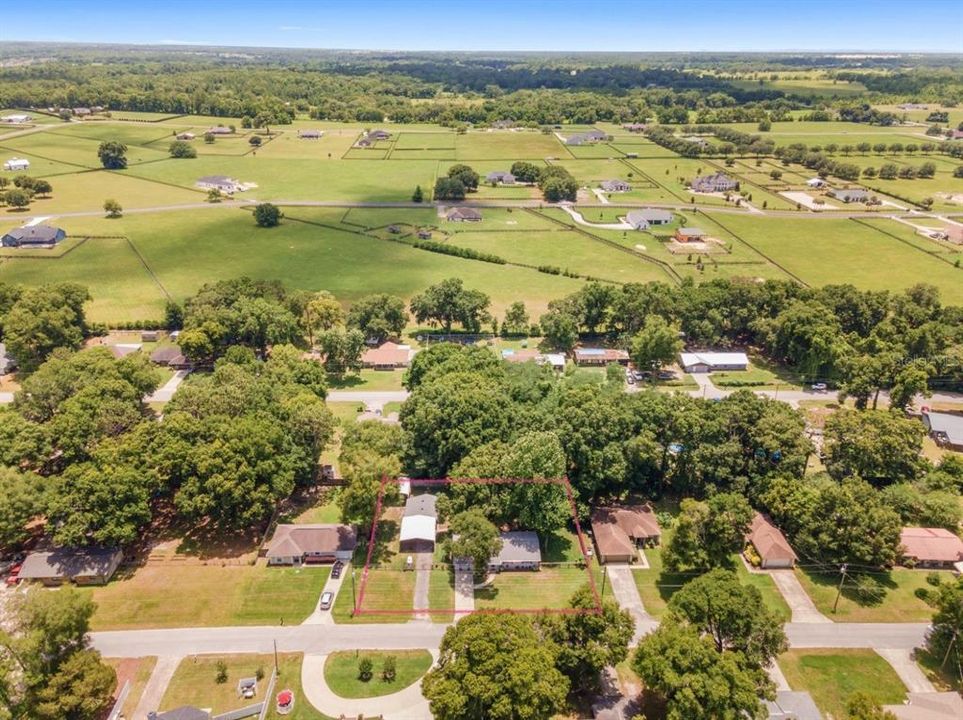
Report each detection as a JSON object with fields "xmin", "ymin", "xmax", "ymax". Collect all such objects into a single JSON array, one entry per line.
[
  {"xmin": 795, "ymin": 567, "xmax": 952, "ymax": 622},
  {"xmin": 86, "ymin": 564, "xmax": 327, "ymax": 630},
  {"xmin": 713, "ymin": 213, "xmax": 963, "ymax": 304},
  {"xmin": 162, "ymin": 653, "xmax": 327, "ymax": 719},
  {"xmin": 334, "ymin": 568, "xmax": 416, "ymax": 623},
  {"xmin": 474, "ymin": 565, "xmax": 602, "ymax": 611},
  {"xmin": 778, "ymin": 649, "xmax": 906, "ymax": 719},
  {"xmin": 323, "ymin": 650, "xmax": 433, "ymax": 699},
  {"xmin": 4, "ymin": 208, "xmax": 585, "ymax": 322}
]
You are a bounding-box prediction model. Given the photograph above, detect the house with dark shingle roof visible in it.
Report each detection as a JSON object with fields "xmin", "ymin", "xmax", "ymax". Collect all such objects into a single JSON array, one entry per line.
[
  {"xmin": 446, "ymin": 207, "xmax": 482, "ymax": 222},
  {"xmin": 19, "ymin": 547, "xmax": 123, "ymax": 586},
  {"xmin": 2, "ymin": 225, "xmax": 66, "ymax": 248},
  {"xmin": 600, "ymin": 180, "xmax": 631, "ymax": 193},
  {"xmin": 486, "ymin": 171, "xmax": 516, "ymax": 185},
  {"xmin": 265, "ymin": 524, "xmax": 357, "ymax": 566},
  {"xmin": 566, "ymin": 129, "xmax": 609, "ymax": 145},
  {"xmin": 591, "ymin": 505, "xmax": 662, "ymax": 564}
]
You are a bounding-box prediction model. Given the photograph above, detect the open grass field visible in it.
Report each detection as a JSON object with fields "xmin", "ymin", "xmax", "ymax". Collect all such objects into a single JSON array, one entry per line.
[
  {"xmin": 795, "ymin": 567, "xmax": 953, "ymax": 622},
  {"xmin": 474, "ymin": 564, "xmax": 603, "ymax": 611},
  {"xmin": 711, "ymin": 213, "xmax": 963, "ymax": 303},
  {"xmin": 323, "ymin": 650, "xmax": 432, "ymax": 699},
  {"xmin": 778, "ymin": 649, "xmax": 906, "ymax": 719},
  {"xmin": 87, "ymin": 564, "xmax": 327, "ymax": 630}
]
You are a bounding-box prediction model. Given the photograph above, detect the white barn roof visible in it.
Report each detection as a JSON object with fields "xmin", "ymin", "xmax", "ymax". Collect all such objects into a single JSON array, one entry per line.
[
  {"xmin": 400, "ymin": 515, "xmax": 437, "ymax": 543},
  {"xmin": 680, "ymin": 352, "xmax": 749, "ymax": 367}
]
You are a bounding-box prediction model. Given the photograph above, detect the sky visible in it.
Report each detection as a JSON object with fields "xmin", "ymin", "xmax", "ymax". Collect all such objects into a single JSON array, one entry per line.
[{"xmin": 1, "ymin": 0, "xmax": 961, "ymax": 53}]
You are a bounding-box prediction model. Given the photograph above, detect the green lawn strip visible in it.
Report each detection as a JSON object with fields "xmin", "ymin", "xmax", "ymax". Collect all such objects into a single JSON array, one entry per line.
[
  {"xmin": 333, "ymin": 568, "xmax": 416, "ymax": 624},
  {"xmin": 383, "ymin": 401, "xmax": 403, "ymax": 416},
  {"xmin": 326, "ymin": 402, "xmax": 364, "ymax": 425},
  {"xmin": 733, "ymin": 562, "xmax": 792, "ymax": 623},
  {"xmin": 712, "ymin": 357, "xmax": 805, "ymax": 390},
  {"xmin": 88, "ymin": 565, "xmax": 323, "ymax": 630},
  {"xmin": 428, "ymin": 569, "xmax": 454, "ymax": 623},
  {"xmin": 323, "ymin": 650, "xmax": 432, "ymax": 699},
  {"xmin": 794, "ymin": 567, "xmax": 952, "ymax": 622},
  {"xmin": 327, "ymin": 369, "xmax": 406, "ymax": 392},
  {"xmin": 778, "ymin": 649, "xmax": 906, "ymax": 719},
  {"xmin": 914, "ymin": 648, "xmax": 963, "ymax": 693},
  {"xmin": 474, "ymin": 566, "xmax": 599, "ymax": 611}
]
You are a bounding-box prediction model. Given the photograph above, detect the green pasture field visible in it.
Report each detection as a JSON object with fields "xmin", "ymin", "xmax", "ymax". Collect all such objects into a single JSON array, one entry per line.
[
  {"xmin": 453, "ymin": 131, "xmax": 563, "ymax": 160},
  {"xmin": 253, "ymin": 128, "xmax": 359, "ymax": 159},
  {"xmin": 0, "ymin": 208, "xmax": 585, "ymax": 322},
  {"xmin": 712, "ymin": 213, "xmax": 963, "ymax": 303},
  {"xmin": 4, "ymin": 129, "xmax": 170, "ymax": 167},
  {"xmin": 107, "ymin": 111, "xmax": 186, "ymax": 122},
  {"xmin": 48, "ymin": 122, "xmax": 182, "ymax": 146},
  {"xmin": 728, "ymin": 77, "xmax": 868, "ymax": 97},
  {"xmin": 393, "ymin": 131, "xmax": 456, "ymax": 150},
  {"xmin": 0, "ymin": 148, "xmax": 87, "ymax": 177},
  {"xmin": 857, "ymin": 217, "xmax": 963, "ymax": 255}
]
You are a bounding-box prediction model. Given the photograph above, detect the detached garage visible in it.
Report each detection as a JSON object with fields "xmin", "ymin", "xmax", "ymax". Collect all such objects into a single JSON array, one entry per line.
[{"xmin": 400, "ymin": 494, "xmax": 438, "ymax": 553}]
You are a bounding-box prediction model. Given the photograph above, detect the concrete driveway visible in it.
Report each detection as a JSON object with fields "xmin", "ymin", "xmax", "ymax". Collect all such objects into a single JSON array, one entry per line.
[
  {"xmin": 605, "ymin": 566, "xmax": 653, "ymax": 644},
  {"xmin": 302, "ymin": 564, "xmax": 348, "ymax": 626},
  {"xmin": 769, "ymin": 570, "xmax": 831, "ymax": 624},
  {"xmin": 875, "ymin": 648, "xmax": 936, "ymax": 693}
]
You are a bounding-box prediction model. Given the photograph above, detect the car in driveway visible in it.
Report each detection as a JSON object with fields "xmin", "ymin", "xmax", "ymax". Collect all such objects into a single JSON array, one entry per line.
[
  {"xmin": 811, "ymin": 382, "xmax": 828, "ymax": 392},
  {"xmin": 319, "ymin": 591, "xmax": 334, "ymax": 610},
  {"xmin": 331, "ymin": 560, "xmax": 344, "ymax": 579}
]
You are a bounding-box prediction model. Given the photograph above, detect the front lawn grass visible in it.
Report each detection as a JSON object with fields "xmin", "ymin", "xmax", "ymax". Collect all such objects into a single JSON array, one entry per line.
[
  {"xmin": 428, "ymin": 569, "xmax": 454, "ymax": 623},
  {"xmin": 327, "ymin": 369, "xmax": 406, "ymax": 391},
  {"xmin": 915, "ymin": 647, "xmax": 963, "ymax": 693},
  {"xmin": 778, "ymin": 649, "xmax": 906, "ymax": 719},
  {"xmin": 323, "ymin": 650, "xmax": 432, "ymax": 699},
  {"xmin": 88, "ymin": 564, "xmax": 326, "ymax": 630},
  {"xmin": 734, "ymin": 561, "xmax": 792, "ymax": 623},
  {"xmin": 333, "ymin": 568, "xmax": 416, "ymax": 623},
  {"xmin": 795, "ymin": 567, "xmax": 952, "ymax": 622},
  {"xmin": 474, "ymin": 565, "xmax": 600, "ymax": 611}
]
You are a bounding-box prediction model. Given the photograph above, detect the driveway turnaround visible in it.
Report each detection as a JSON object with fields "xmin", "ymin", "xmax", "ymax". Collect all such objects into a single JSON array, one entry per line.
[
  {"xmin": 769, "ymin": 570, "xmax": 831, "ymax": 624},
  {"xmin": 300, "ymin": 651, "xmax": 437, "ymax": 720}
]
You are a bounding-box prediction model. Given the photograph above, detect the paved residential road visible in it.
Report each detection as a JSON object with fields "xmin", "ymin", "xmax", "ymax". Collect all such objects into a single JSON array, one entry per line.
[{"xmin": 90, "ymin": 620, "xmax": 928, "ymax": 658}]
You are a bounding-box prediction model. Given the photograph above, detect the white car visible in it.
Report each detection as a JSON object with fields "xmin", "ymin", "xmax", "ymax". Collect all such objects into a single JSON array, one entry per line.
[
  {"xmin": 319, "ymin": 591, "xmax": 334, "ymax": 610},
  {"xmin": 811, "ymin": 383, "xmax": 828, "ymax": 392}
]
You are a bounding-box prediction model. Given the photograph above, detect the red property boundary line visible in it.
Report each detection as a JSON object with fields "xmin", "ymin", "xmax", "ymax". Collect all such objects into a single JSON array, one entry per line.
[{"xmin": 353, "ymin": 476, "xmax": 603, "ymax": 617}]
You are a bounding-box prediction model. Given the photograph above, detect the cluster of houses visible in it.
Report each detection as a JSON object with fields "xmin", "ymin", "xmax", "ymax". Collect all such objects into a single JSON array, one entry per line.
[
  {"xmin": 689, "ymin": 172, "xmax": 738, "ymax": 194},
  {"xmin": 1, "ymin": 224, "xmax": 67, "ymax": 248},
  {"xmin": 3, "ymin": 157, "xmax": 30, "ymax": 171}
]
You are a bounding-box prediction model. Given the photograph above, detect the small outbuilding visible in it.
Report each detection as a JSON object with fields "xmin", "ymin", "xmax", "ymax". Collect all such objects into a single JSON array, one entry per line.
[
  {"xmin": 207, "ymin": 126, "xmax": 234, "ymax": 135},
  {"xmin": 400, "ymin": 494, "xmax": 438, "ymax": 553},
  {"xmin": 2, "ymin": 225, "xmax": 67, "ymax": 248},
  {"xmin": 489, "ymin": 531, "xmax": 542, "ymax": 572},
  {"xmin": 806, "ymin": 178, "xmax": 827, "ymax": 188},
  {"xmin": 18, "ymin": 547, "xmax": 123, "ymax": 586},
  {"xmin": 746, "ymin": 512, "xmax": 797, "ymax": 569},
  {"xmin": 175, "ymin": 132, "xmax": 195, "ymax": 141},
  {"xmin": 679, "ymin": 351, "xmax": 749, "ymax": 373},
  {"xmin": 900, "ymin": 527, "xmax": 963, "ymax": 569},
  {"xmin": 674, "ymin": 227, "xmax": 708, "ymax": 243},
  {"xmin": 265, "ymin": 524, "xmax": 357, "ymax": 566},
  {"xmin": 298, "ymin": 129, "xmax": 323, "ymax": 139},
  {"xmin": 446, "ymin": 207, "xmax": 482, "ymax": 222}
]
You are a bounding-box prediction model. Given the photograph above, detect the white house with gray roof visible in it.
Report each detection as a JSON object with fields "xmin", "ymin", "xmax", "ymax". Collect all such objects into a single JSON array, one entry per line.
[
  {"xmin": 489, "ymin": 531, "xmax": 542, "ymax": 572},
  {"xmin": 922, "ymin": 411, "xmax": 963, "ymax": 452},
  {"xmin": 600, "ymin": 179, "xmax": 631, "ymax": 193},
  {"xmin": 566, "ymin": 129, "xmax": 609, "ymax": 145},
  {"xmin": 626, "ymin": 209, "xmax": 673, "ymax": 229}
]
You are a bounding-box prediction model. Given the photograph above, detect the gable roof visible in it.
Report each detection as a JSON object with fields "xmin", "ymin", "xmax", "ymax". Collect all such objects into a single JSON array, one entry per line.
[
  {"xmin": 593, "ymin": 505, "xmax": 662, "ymax": 542},
  {"xmin": 626, "ymin": 209, "xmax": 673, "ymax": 225},
  {"xmin": 923, "ymin": 411, "xmax": 963, "ymax": 447},
  {"xmin": 676, "ymin": 227, "xmax": 708, "ymax": 237},
  {"xmin": 19, "ymin": 547, "xmax": 122, "ymax": 580},
  {"xmin": 900, "ymin": 527, "xmax": 963, "ymax": 563},
  {"xmin": 491, "ymin": 531, "xmax": 541, "ymax": 565},
  {"xmin": 265, "ymin": 524, "xmax": 357, "ymax": 558},
  {"xmin": 748, "ymin": 512, "xmax": 798, "ymax": 563},
  {"xmin": 679, "ymin": 351, "xmax": 749, "ymax": 367},
  {"xmin": 446, "ymin": 207, "xmax": 482, "ymax": 221},
  {"xmin": 362, "ymin": 342, "xmax": 412, "ymax": 366}
]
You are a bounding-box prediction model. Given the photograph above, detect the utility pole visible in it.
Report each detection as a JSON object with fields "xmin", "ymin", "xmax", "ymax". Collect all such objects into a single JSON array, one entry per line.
[
  {"xmin": 273, "ymin": 639, "xmax": 279, "ymax": 677},
  {"xmin": 833, "ymin": 563, "xmax": 848, "ymax": 613},
  {"xmin": 351, "ymin": 569, "xmax": 357, "ymax": 615}
]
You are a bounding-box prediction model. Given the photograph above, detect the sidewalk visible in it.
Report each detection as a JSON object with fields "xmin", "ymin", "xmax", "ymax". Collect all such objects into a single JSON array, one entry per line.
[{"xmin": 132, "ymin": 654, "xmax": 181, "ymax": 719}]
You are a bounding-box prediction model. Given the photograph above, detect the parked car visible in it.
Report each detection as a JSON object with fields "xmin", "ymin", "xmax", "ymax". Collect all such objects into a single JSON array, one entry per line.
[
  {"xmin": 657, "ymin": 371, "xmax": 675, "ymax": 380},
  {"xmin": 319, "ymin": 591, "xmax": 334, "ymax": 610},
  {"xmin": 633, "ymin": 370, "xmax": 649, "ymax": 381},
  {"xmin": 811, "ymin": 382, "xmax": 828, "ymax": 392},
  {"xmin": 625, "ymin": 373, "xmax": 635, "ymax": 385},
  {"xmin": 331, "ymin": 560, "xmax": 344, "ymax": 579}
]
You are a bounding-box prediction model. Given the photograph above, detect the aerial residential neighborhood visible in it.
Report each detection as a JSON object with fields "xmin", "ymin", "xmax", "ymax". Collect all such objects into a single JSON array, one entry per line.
[{"xmin": 0, "ymin": 2, "xmax": 962, "ymax": 720}]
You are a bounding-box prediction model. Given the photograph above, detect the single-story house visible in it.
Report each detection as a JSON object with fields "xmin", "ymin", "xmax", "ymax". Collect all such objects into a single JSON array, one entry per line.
[
  {"xmin": 446, "ymin": 207, "xmax": 482, "ymax": 222},
  {"xmin": 591, "ymin": 505, "xmax": 662, "ymax": 564},
  {"xmin": 196, "ymin": 175, "xmax": 244, "ymax": 193},
  {"xmin": 674, "ymin": 227, "xmax": 708, "ymax": 243},
  {"xmin": 1, "ymin": 114, "xmax": 31, "ymax": 124},
  {"xmin": 828, "ymin": 188, "xmax": 869, "ymax": 203},
  {"xmin": 73, "ymin": 107, "xmax": 92, "ymax": 116},
  {"xmin": 542, "ymin": 353, "xmax": 566, "ymax": 371},
  {"xmin": 574, "ymin": 347, "xmax": 630, "ymax": 366},
  {"xmin": 690, "ymin": 172, "xmax": 738, "ymax": 193},
  {"xmin": 900, "ymin": 527, "xmax": 963, "ymax": 569},
  {"xmin": 898, "ymin": 103, "xmax": 928, "ymax": 110},
  {"xmin": 207, "ymin": 125, "xmax": 234, "ymax": 135},
  {"xmin": 265, "ymin": 524, "xmax": 357, "ymax": 566},
  {"xmin": 679, "ymin": 351, "xmax": 749, "ymax": 373},
  {"xmin": 884, "ymin": 692, "xmax": 963, "ymax": 720},
  {"xmin": 175, "ymin": 132, "xmax": 195, "ymax": 140},
  {"xmin": 501, "ymin": 348, "xmax": 540, "ymax": 363},
  {"xmin": 600, "ymin": 179, "xmax": 631, "ymax": 193},
  {"xmin": 149, "ymin": 346, "xmax": 191, "ymax": 369},
  {"xmin": 486, "ymin": 171, "xmax": 516, "ymax": 185},
  {"xmin": 489, "ymin": 531, "xmax": 542, "ymax": 572},
  {"xmin": 921, "ymin": 411, "xmax": 963, "ymax": 451},
  {"xmin": 0, "ymin": 343, "xmax": 18, "ymax": 375},
  {"xmin": 361, "ymin": 341, "xmax": 413, "ymax": 369},
  {"xmin": 368, "ymin": 129, "xmax": 391, "ymax": 140},
  {"xmin": 3, "ymin": 157, "xmax": 30, "ymax": 171},
  {"xmin": 622, "ymin": 123, "xmax": 648, "ymax": 133},
  {"xmin": 141, "ymin": 330, "xmax": 159, "ymax": 342},
  {"xmin": 298, "ymin": 129, "xmax": 323, "ymax": 139},
  {"xmin": 806, "ymin": 178, "xmax": 827, "ymax": 188},
  {"xmin": 149, "ymin": 707, "xmax": 212, "ymax": 720},
  {"xmin": 18, "ymin": 547, "xmax": 123, "ymax": 586},
  {"xmin": 747, "ymin": 512, "xmax": 798, "ymax": 569},
  {"xmin": 566, "ymin": 129, "xmax": 609, "ymax": 145},
  {"xmin": 400, "ymin": 494, "xmax": 438, "ymax": 553},
  {"xmin": 766, "ymin": 691, "xmax": 823, "ymax": 720},
  {"xmin": 1, "ymin": 225, "xmax": 67, "ymax": 248},
  {"xmin": 626, "ymin": 209, "xmax": 673, "ymax": 230}
]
